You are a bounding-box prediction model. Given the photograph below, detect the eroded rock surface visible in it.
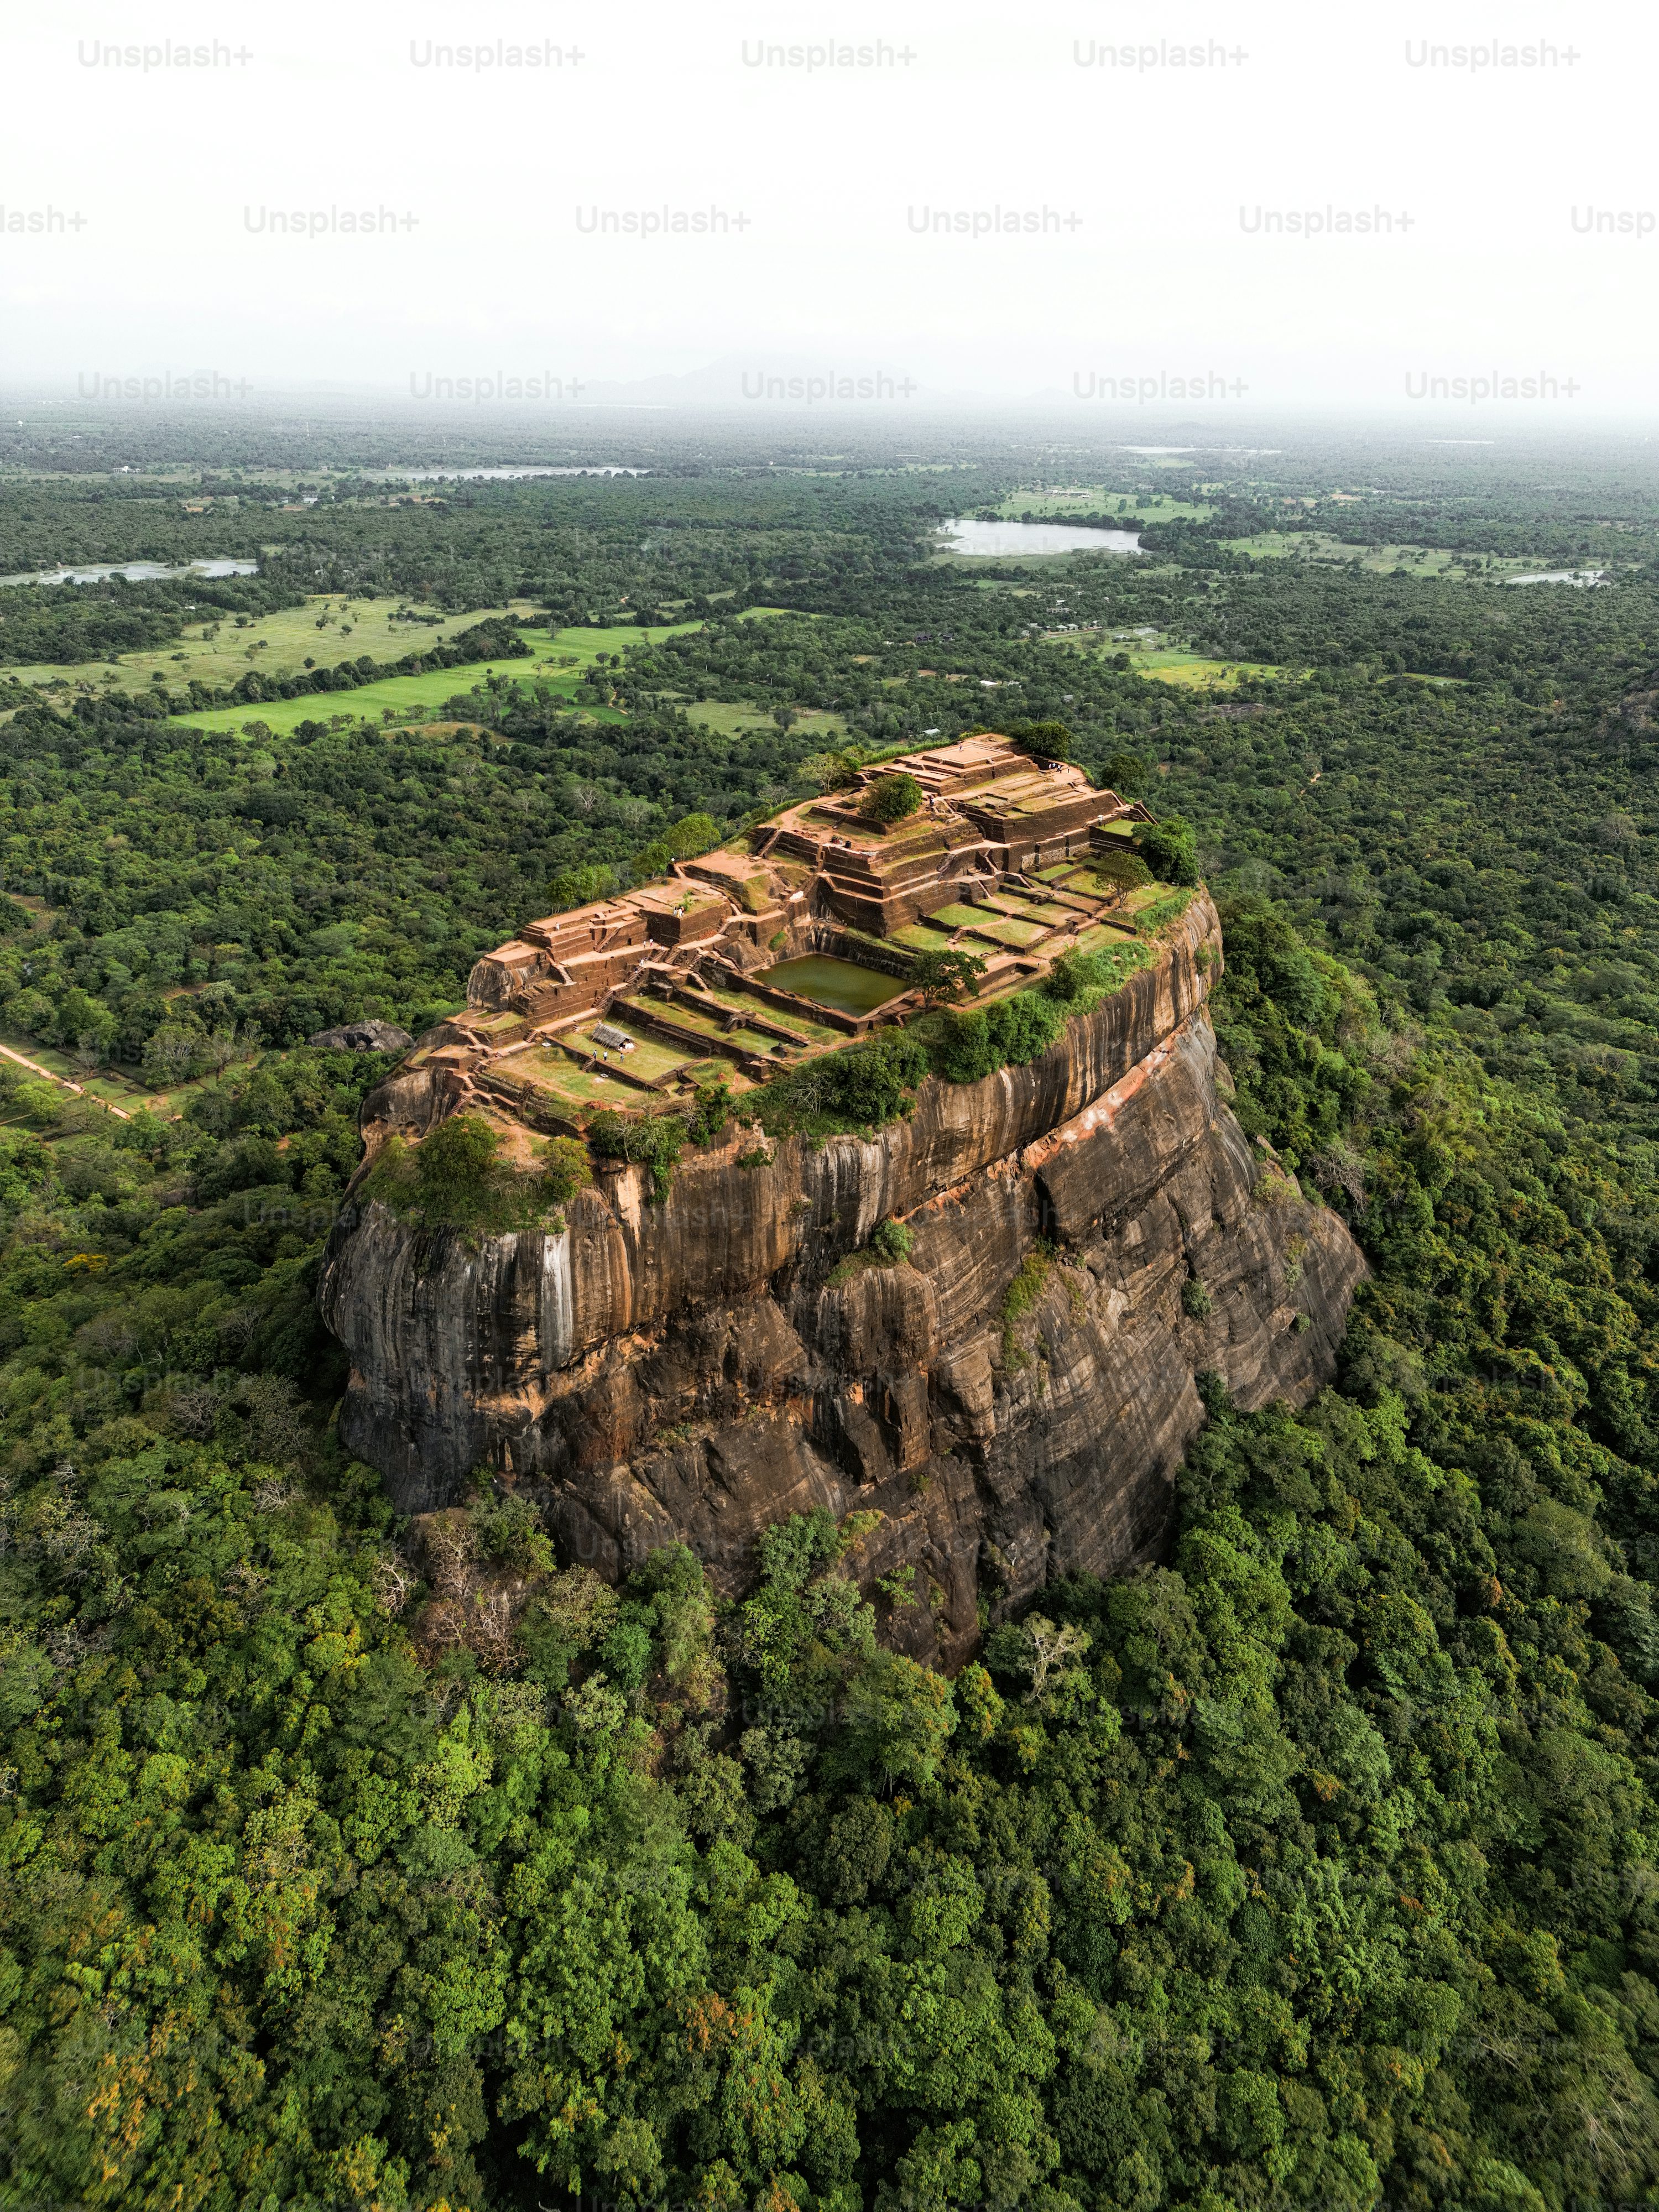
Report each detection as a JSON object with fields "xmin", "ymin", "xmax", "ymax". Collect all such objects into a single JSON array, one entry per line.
[
  {"xmin": 321, "ymin": 896, "xmax": 1365, "ymax": 1666},
  {"xmin": 306, "ymin": 1020, "xmax": 414, "ymax": 1054}
]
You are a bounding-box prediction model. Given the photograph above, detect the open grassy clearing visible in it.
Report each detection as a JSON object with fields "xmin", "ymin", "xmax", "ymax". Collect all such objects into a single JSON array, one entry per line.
[
  {"xmin": 1129, "ymin": 650, "xmax": 1290, "ymax": 688},
  {"xmin": 693, "ymin": 983, "xmax": 839, "ymax": 1046},
  {"xmin": 564, "ymin": 1022, "xmax": 697, "ymax": 1086},
  {"xmin": 17, "ymin": 603, "xmax": 794, "ymax": 735},
  {"xmin": 1220, "ymin": 533, "xmax": 1556, "ymax": 580},
  {"xmin": 930, "ymin": 546, "xmax": 1144, "ymax": 572},
  {"xmin": 682, "ymin": 700, "xmax": 850, "ymax": 743},
  {"xmin": 9, "ymin": 596, "xmax": 511, "ymax": 702},
  {"xmin": 163, "ymin": 609, "xmax": 792, "ymax": 738},
  {"xmin": 994, "ymin": 489, "xmax": 1213, "ymax": 523},
  {"xmin": 1040, "ymin": 627, "xmax": 1290, "ymax": 688},
  {"xmin": 164, "ymin": 622, "xmax": 712, "ymax": 737}
]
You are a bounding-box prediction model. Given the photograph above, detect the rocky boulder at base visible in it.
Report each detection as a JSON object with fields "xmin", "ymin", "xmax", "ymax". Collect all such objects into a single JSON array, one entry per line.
[{"xmin": 306, "ymin": 1020, "xmax": 414, "ymax": 1054}]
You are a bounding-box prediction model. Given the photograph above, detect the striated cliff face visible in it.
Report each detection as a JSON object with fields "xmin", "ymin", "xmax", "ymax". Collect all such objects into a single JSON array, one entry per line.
[{"xmin": 321, "ymin": 896, "xmax": 1365, "ymax": 1667}]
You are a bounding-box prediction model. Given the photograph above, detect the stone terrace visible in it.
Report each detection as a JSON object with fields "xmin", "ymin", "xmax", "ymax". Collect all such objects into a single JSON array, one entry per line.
[{"xmin": 408, "ymin": 736, "xmax": 1156, "ymax": 1131}]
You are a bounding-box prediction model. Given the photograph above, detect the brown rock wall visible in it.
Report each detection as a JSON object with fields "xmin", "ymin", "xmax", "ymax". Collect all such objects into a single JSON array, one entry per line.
[{"xmin": 320, "ymin": 895, "xmax": 1366, "ymax": 1665}]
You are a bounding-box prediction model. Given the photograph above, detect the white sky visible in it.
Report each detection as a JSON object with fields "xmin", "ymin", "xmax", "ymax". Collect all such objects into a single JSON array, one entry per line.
[{"xmin": 2, "ymin": 0, "xmax": 1654, "ymax": 420}]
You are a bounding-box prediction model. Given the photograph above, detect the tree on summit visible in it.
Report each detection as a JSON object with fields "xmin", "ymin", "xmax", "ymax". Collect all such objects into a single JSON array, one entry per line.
[
  {"xmin": 1008, "ymin": 719, "xmax": 1073, "ymax": 761},
  {"xmin": 860, "ymin": 772, "xmax": 924, "ymax": 823},
  {"xmin": 909, "ymin": 947, "xmax": 987, "ymax": 1006}
]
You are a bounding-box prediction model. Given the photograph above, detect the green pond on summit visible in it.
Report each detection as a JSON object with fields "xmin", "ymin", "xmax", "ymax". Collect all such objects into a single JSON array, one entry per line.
[{"xmin": 758, "ymin": 953, "xmax": 911, "ymax": 1016}]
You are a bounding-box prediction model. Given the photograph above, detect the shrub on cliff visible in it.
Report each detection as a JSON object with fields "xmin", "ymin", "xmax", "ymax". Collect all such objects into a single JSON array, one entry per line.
[
  {"xmin": 685, "ymin": 1074, "xmax": 735, "ymax": 1145},
  {"xmin": 930, "ymin": 1007, "xmax": 1001, "ymax": 1084},
  {"xmin": 749, "ymin": 937, "xmax": 1162, "ymax": 1120},
  {"xmin": 930, "ymin": 988, "xmax": 1068, "ymax": 1083},
  {"xmin": 900, "ymin": 946, "xmax": 1155, "ymax": 1088},
  {"xmin": 829, "ymin": 1214, "xmax": 916, "ymax": 1284},
  {"xmin": 990, "ymin": 990, "xmax": 1069, "ymax": 1065},
  {"xmin": 587, "ymin": 1107, "xmax": 687, "ymax": 1199},
  {"xmin": 869, "ymin": 1215, "xmax": 914, "ymax": 1262},
  {"xmin": 754, "ymin": 1031, "xmax": 930, "ymax": 1138},
  {"xmin": 363, "ymin": 1112, "xmax": 589, "ymax": 1235}
]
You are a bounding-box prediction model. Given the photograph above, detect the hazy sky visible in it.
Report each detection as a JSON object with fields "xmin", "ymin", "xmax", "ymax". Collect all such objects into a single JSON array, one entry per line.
[{"xmin": 4, "ymin": 0, "xmax": 1653, "ymax": 418}]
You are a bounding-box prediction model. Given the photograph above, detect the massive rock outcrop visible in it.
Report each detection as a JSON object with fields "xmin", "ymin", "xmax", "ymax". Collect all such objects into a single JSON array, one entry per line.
[{"xmin": 321, "ymin": 895, "xmax": 1366, "ymax": 1667}]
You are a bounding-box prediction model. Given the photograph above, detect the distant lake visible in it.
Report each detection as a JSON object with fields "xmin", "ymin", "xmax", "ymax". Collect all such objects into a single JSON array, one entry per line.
[
  {"xmin": 0, "ymin": 557, "xmax": 258, "ymax": 588},
  {"xmin": 939, "ymin": 519, "xmax": 1142, "ymax": 558}
]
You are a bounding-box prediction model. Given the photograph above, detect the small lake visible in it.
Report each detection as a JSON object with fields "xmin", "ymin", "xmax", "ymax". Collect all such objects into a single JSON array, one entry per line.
[
  {"xmin": 760, "ymin": 954, "xmax": 910, "ymax": 1017},
  {"xmin": 939, "ymin": 519, "xmax": 1142, "ymax": 558},
  {"xmin": 0, "ymin": 557, "xmax": 258, "ymax": 588}
]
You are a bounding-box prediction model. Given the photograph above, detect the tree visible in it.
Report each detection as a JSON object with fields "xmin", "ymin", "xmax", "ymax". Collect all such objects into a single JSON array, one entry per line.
[
  {"xmin": 1008, "ymin": 719, "xmax": 1073, "ymax": 760},
  {"xmin": 800, "ymin": 742, "xmax": 873, "ymax": 791},
  {"xmin": 546, "ymin": 862, "xmax": 618, "ymax": 912},
  {"xmin": 1135, "ymin": 815, "xmax": 1199, "ymax": 885},
  {"xmin": 406, "ymin": 1111, "xmax": 500, "ymax": 1214},
  {"xmin": 909, "ymin": 946, "xmax": 987, "ymax": 1006},
  {"xmin": 202, "ymin": 1026, "xmax": 242, "ymax": 1076},
  {"xmin": 1102, "ymin": 745, "xmax": 1148, "ymax": 795},
  {"xmin": 143, "ymin": 1025, "xmax": 201, "ymax": 1086},
  {"xmin": 366, "ymin": 1112, "xmax": 589, "ymax": 1232},
  {"xmin": 860, "ymin": 772, "xmax": 922, "ymax": 823},
  {"xmin": 822, "ymin": 1648, "xmax": 958, "ymax": 1790},
  {"xmin": 4, "ymin": 989, "xmax": 54, "ymax": 1039},
  {"xmin": 665, "ymin": 811, "xmax": 721, "ymax": 859}
]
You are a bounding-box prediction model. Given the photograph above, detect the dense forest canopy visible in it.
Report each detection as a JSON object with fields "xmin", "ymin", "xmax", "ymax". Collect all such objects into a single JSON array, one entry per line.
[{"xmin": 0, "ymin": 416, "xmax": 1657, "ymax": 2212}]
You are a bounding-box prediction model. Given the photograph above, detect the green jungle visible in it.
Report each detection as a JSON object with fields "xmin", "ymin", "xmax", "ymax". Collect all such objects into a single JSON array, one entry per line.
[{"xmin": 1, "ymin": 416, "xmax": 1657, "ymax": 2212}]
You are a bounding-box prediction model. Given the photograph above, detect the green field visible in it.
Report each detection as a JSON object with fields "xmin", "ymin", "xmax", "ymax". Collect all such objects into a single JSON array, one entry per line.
[
  {"xmin": 163, "ymin": 622, "xmax": 692, "ymax": 736},
  {"xmin": 682, "ymin": 700, "xmax": 849, "ymax": 743},
  {"xmin": 995, "ymin": 489, "xmax": 1214, "ymax": 524},
  {"xmin": 1041, "ymin": 626, "xmax": 1290, "ymax": 688},
  {"xmin": 12, "ymin": 594, "xmax": 511, "ymax": 705},
  {"xmin": 0, "ymin": 594, "xmax": 798, "ymax": 737},
  {"xmin": 161, "ymin": 609, "xmax": 800, "ymax": 738},
  {"xmin": 1220, "ymin": 533, "xmax": 1554, "ymax": 580},
  {"xmin": 1129, "ymin": 649, "xmax": 1289, "ymax": 688}
]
